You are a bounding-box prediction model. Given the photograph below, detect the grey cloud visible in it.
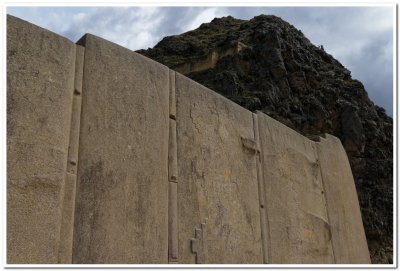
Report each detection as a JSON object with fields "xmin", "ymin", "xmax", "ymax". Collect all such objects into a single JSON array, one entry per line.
[
  {"xmin": 222, "ymin": 7, "xmax": 394, "ymax": 116},
  {"xmin": 7, "ymin": 6, "xmax": 393, "ymax": 115},
  {"xmin": 345, "ymin": 29, "xmax": 393, "ymax": 115}
]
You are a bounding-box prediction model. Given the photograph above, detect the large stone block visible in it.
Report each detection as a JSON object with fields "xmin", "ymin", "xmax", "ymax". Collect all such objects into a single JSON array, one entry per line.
[
  {"xmin": 316, "ymin": 134, "xmax": 371, "ymax": 263},
  {"xmin": 72, "ymin": 34, "xmax": 169, "ymax": 263},
  {"xmin": 7, "ymin": 15, "xmax": 76, "ymax": 263},
  {"xmin": 175, "ymin": 74, "xmax": 263, "ymax": 263},
  {"xmin": 257, "ymin": 112, "xmax": 334, "ymax": 263}
]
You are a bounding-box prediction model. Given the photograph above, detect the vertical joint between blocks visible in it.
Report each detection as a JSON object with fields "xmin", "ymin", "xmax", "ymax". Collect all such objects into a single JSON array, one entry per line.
[
  {"xmin": 252, "ymin": 113, "xmax": 269, "ymax": 264},
  {"xmin": 168, "ymin": 70, "xmax": 178, "ymax": 263},
  {"xmin": 313, "ymin": 143, "xmax": 337, "ymax": 263},
  {"xmin": 66, "ymin": 45, "xmax": 85, "ymax": 175},
  {"xmin": 58, "ymin": 45, "xmax": 85, "ymax": 264},
  {"xmin": 169, "ymin": 69, "xmax": 176, "ymax": 120}
]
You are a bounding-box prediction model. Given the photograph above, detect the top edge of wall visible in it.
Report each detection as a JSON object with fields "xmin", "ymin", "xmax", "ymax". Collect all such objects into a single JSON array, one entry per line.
[
  {"xmin": 76, "ymin": 32, "xmax": 172, "ymax": 71},
  {"xmin": 175, "ymin": 71, "xmax": 255, "ymax": 117},
  {"xmin": 8, "ymin": 14, "xmax": 341, "ymax": 148},
  {"xmin": 255, "ymin": 110, "xmax": 339, "ymax": 145},
  {"xmin": 7, "ymin": 14, "xmax": 75, "ymax": 45}
]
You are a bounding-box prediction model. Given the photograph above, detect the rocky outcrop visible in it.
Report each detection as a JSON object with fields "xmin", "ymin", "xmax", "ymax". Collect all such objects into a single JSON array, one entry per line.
[{"xmin": 138, "ymin": 15, "xmax": 393, "ymax": 264}]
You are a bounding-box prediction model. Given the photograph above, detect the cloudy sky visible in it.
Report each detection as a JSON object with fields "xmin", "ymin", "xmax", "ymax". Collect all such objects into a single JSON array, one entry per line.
[{"xmin": 7, "ymin": 6, "xmax": 394, "ymax": 116}]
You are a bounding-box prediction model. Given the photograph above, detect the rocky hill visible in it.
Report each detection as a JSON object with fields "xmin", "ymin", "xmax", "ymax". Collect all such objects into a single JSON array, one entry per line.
[{"xmin": 137, "ymin": 15, "xmax": 393, "ymax": 264}]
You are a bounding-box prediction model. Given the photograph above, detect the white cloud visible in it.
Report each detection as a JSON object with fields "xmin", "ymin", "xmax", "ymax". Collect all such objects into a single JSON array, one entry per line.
[
  {"xmin": 182, "ymin": 7, "xmax": 226, "ymax": 32},
  {"xmin": 72, "ymin": 12, "xmax": 88, "ymax": 24},
  {"xmin": 6, "ymin": 6, "xmax": 394, "ymax": 115},
  {"xmin": 89, "ymin": 7, "xmax": 164, "ymax": 50}
]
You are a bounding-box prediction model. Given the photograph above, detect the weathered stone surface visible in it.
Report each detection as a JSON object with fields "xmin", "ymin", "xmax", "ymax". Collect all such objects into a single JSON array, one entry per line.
[
  {"xmin": 139, "ymin": 15, "xmax": 393, "ymax": 263},
  {"xmin": 175, "ymin": 73, "xmax": 262, "ymax": 264},
  {"xmin": 316, "ymin": 134, "xmax": 371, "ymax": 263},
  {"xmin": 7, "ymin": 15, "xmax": 76, "ymax": 263},
  {"xmin": 7, "ymin": 16, "xmax": 372, "ymax": 264},
  {"xmin": 257, "ymin": 111, "xmax": 334, "ymax": 264},
  {"xmin": 72, "ymin": 34, "xmax": 169, "ymax": 263}
]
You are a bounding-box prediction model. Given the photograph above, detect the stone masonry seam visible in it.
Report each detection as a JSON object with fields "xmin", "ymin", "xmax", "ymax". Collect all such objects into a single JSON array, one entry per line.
[
  {"xmin": 58, "ymin": 44, "xmax": 85, "ymax": 263},
  {"xmin": 168, "ymin": 69, "xmax": 179, "ymax": 263},
  {"xmin": 253, "ymin": 113, "xmax": 270, "ymax": 264}
]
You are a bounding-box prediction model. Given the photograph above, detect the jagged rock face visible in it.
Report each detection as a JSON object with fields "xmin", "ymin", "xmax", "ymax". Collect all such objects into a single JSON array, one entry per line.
[{"xmin": 137, "ymin": 15, "xmax": 393, "ymax": 264}]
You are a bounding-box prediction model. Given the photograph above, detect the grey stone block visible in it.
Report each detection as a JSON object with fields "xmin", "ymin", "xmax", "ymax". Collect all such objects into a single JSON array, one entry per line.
[
  {"xmin": 7, "ymin": 15, "xmax": 76, "ymax": 263},
  {"xmin": 316, "ymin": 134, "xmax": 371, "ymax": 263},
  {"xmin": 176, "ymin": 74, "xmax": 263, "ymax": 263},
  {"xmin": 72, "ymin": 34, "xmax": 169, "ymax": 264},
  {"xmin": 257, "ymin": 111, "xmax": 334, "ymax": 263}
]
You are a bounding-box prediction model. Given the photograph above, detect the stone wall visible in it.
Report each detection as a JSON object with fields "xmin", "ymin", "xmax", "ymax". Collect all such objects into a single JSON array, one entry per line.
[{"xmin": 6, "ymin": 15, "xmax": 370, "ymax": 264}]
